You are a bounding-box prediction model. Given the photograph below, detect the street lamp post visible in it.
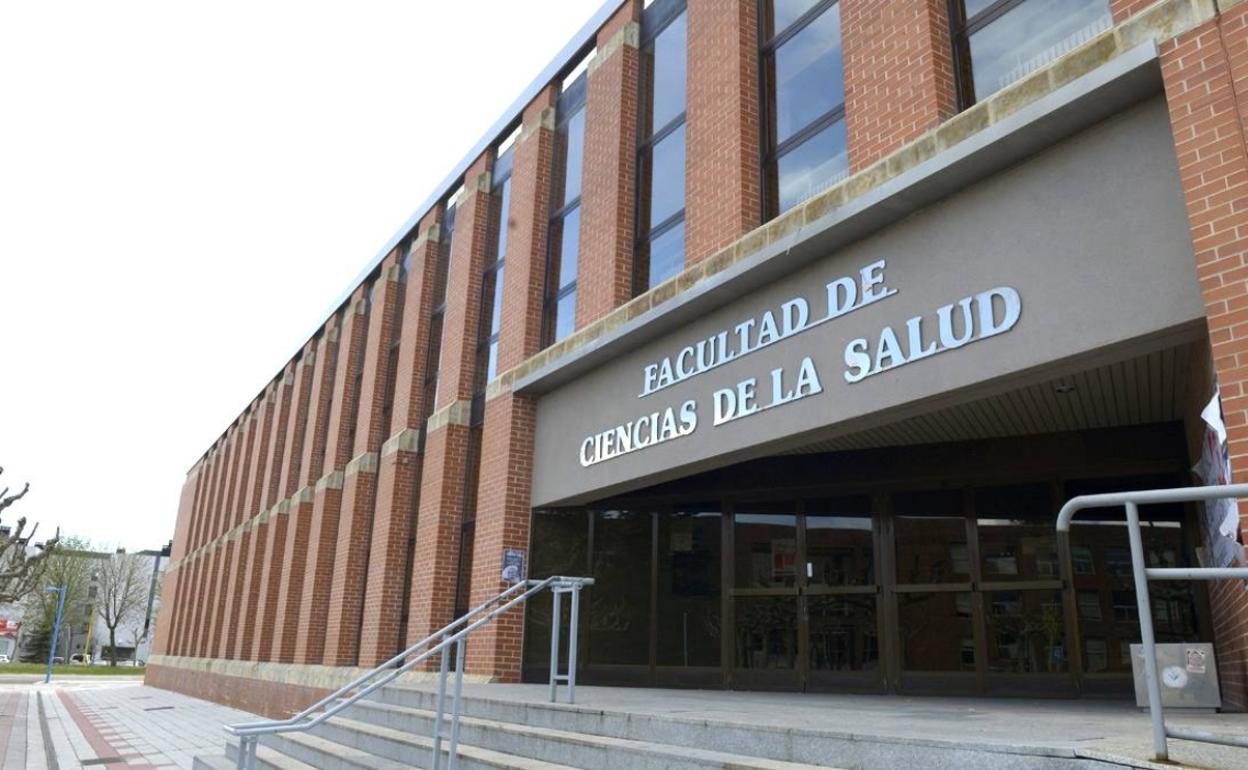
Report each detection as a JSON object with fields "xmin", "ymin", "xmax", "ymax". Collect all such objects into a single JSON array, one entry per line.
[{"xmin": 45, "ymin": 585, "xmax": 67, "ymax": 684}]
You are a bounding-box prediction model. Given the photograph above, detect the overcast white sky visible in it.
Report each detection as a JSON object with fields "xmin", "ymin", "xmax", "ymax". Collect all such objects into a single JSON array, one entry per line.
[{"xmin": 0, "ymin": 1, "xmax": 601, "ymax": 550}]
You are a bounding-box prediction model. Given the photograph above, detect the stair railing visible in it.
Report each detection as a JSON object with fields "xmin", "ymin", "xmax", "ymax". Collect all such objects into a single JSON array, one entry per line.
[
  {"xmin": 224, "ymin": 575, "xmax": 593, "ymax": 770},
  {"xmin": 1057, "ymin": 484, "xmax": 1248, "ymax": 763}
]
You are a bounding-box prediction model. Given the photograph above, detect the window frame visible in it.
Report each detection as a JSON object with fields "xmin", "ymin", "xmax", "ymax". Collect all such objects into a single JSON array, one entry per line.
[
  {"xmin": 634, "ymin": 0, "xmax": 688, "ymax": 295},
  {"xmin": 758, "ymin": 0, "xmax": 846, "ymax": 219},
  {"xmin": 475, "ymin": 140, "xmax": 516, "ymax": 402},
  {"xmin": 543, "ymin": 69, "xmax": 589, "ymax": 347}
]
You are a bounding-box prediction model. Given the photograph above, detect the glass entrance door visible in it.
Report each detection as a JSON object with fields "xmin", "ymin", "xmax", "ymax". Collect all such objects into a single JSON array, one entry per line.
[{"xmin": 730, "ymin": 498, "xmax": 883, "ymax": 691}]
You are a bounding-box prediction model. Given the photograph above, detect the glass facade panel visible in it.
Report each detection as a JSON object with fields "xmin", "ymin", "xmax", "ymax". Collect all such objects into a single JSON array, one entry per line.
[
  {"xmin": 642, "ymin": 11, "xmax": 687, "ymax": 137},
  {"xmin": 735, "ymin": 596, "xmax": 798, "ymax": 670},
  {"xmin": 646, "ymin": 220, "xmax": 685, "ymax": 290},
  {"xmin": 893, "ymin": 490, "xmax": 968, "ymax": 584},
  {"xmin": 773, "ymin": 119, "xmax": 848, "ymax": 214},
  {"xmin": 769, "ymin": 3, "xmax": 843, "ymax": 146},
  {"xmin": 899, "ymin": 592, "xmax": 975, "ymax": 672},
  {"xmin": 589, "ymin": 509, "xmax": 652, "ymax": 665},
  {"xmin": 646, "ymin": 127, "xmax": 686, "ymax": 229},
  {"xmin": 964, "ymin": 0, "xmax": 1111, "ymax": 103},
  {"xmin": 1066, "ymin": 477, "xmax": 1200, "ymax": 674},
  {"xmin": 559, "ymin": 109, "xmax": 586, "ymax": 207},
  {"xmin": 554, "ymin": 207, "xmax": 580, "ymax": 288},
  {"xmin": 975, "ymin": 484, "xmax": 1055, "ymax": 581},
  {"xmin": 766, "ymin": 0, "xmax": 822, "ymax": 35},
  {"xmin": 805, "ymin": 496, "xmax": 873, "ymax": 586},
  {"xmin": 809, "ymin": 594, "xmax": 878, "ymax": 672},
  {"xmin": 734, "ymin": 507, "xmax": 797, "ymax": 588},
  {"xmin": 554, "ymin": 291, "xmax": 576, "ymax": 342},
  {"xmin": 523, "ymin": 510, "xmax": 589, "ymax": 669},
  {"xmin": 656, "ymin": 506, "xmax": 722, "ymax": 667},
  {"xmin": 984, "ymin": 590, "xmax": 1068, "ymax": 673}
]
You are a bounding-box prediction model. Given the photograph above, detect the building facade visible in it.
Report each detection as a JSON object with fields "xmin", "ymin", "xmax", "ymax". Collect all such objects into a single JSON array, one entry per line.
[{"xmin": 148, "ymin": 0, "xmax": 1248, "ymax": 715}]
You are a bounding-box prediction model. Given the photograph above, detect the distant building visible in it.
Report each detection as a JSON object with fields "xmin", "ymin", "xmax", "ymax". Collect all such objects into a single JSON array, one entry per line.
[{"xmin": 15, "ymin": 543, "xmax": 170, "ymax": 664}]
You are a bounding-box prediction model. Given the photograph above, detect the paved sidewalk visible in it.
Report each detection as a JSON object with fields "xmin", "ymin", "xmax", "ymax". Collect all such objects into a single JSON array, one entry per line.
[{"xmin": 0, "ymin": 680, "xmax": 253, "ymax": 769}]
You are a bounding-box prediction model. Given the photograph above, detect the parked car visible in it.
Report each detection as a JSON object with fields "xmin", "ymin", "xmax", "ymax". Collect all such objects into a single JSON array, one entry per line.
[
  {"xmin": 69, "ymin": 653, "xmax": 91, "ymax": 666},
  {"xmin": 0, "ymin": 654, "xmax": 11, "ymax": 664}
]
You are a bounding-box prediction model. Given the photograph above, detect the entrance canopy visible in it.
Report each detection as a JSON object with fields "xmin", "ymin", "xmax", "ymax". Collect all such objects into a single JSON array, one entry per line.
[{"xmin": 525, "ymin": 96, "xmax": 1203, "ymax": 508}]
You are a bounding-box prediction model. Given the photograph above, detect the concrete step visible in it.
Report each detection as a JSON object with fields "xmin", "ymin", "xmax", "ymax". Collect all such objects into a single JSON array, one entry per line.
[
  {"xmin": 339, "ymin": 698, "xmax": 840, "ymax": 770},
  {"xmin": 195, "ymin": 743, "xmax": 318, "ymax": 770},
  {"xmin": 367, "ymin": 687, "xmax": 1126, "ymax": 770},
  {"xmin": 225, "ymin": 719, "xmax": 582, "ymax": 770}
]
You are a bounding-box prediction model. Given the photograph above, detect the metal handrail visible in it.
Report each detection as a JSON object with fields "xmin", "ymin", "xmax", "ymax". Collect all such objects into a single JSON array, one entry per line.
[
  {"xmin": 225, "ymin": 575, "xmax": 593, "ymax": 770},
  {"xmin": 1057, "ymin": 483, "xmax": 1248, "ymax": 762}
]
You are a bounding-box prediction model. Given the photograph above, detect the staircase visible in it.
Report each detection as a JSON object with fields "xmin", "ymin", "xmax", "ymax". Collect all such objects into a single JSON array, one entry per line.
[{"xmin": 192, "ymin": 685, "xmax": 843, "ymax": 770}]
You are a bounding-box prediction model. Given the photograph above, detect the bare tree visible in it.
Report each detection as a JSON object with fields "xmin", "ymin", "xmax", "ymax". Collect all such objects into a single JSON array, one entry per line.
[
  {"xmin": 20, "ymin": 536, "xmax": 96, "ymax": 661},
  {"xmin": 0, "ymin": 466, "xmax": 59, "ymax": 604},
  {"xmin": 97, "ymin": 552, "xmax": 149, "ymax": 666}
]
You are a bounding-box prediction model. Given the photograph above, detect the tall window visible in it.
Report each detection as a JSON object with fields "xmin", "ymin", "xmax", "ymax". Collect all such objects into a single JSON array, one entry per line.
[
  {"xmin": 476, "ymin": 131, "xmax": 517, "ymax": 394},
  {"xmin": 951, "ymin": 0, "xmax": 1112, "ymax": 107},
  {"xmin": 422, "ymin": 189, "xmax": 458, "ymax": 427},
  {"xmin": 635, "ymin": 0, "xmax": 687, "ymax": 294},
  {"xmin": 761, "ymin": 0, "xmax": 847, "ymax": 217},
  {"xmin": 544, "ymin": 63, "xmax": 589, "ymax": 345}
]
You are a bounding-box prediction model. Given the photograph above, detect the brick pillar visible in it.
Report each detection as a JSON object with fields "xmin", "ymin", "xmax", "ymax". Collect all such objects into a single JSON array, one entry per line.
[
  {"xmin": 166, "ymin": 460, "xmax": 205, "ymax": 656},
  {"xmin": 685, "ymin": 0, "xmax": 762, "ymax": 264},
  {"xmin": 209, "ymin": 408, "xmax": 259, "ymax": 658},
  {"xmin": 271, "ymin": 326, "xmax": 337, "ymax": 663},
  {"xmin": 1111, "ymin": 0, "xmax": 1157, "ymax": 23},
  {"xmin": 577, "ymin": 0, "xmax": 642, "ymax": 325},
  {"xmin": 1162, "ymin": 5, "xmax": 1248, "ymax": 709},
  {"xmin": 191, "ymin": 438, "xmax": 230, "ymax": 657},
  {"xmin": 406, "ymin": 154, "xmax": 494, "ymax": 647},
  {"xmin": 841, "ymin": 0, "xmax": 957, "ymax": 171},
  {"xmin": 180, "ymin": 446, "xmax": 218, "ymax": 656},
  {"xmin": 359, "ymin": 211, "xmax": 443, "ymax": 667},
  {"xmin": 213, "ymin": 399, "xmax": 261, "ymax": 659},
  {"xmin": 295, "ymin": 294, "xmax": 368, "ymax": 665},
  {"xmin": 467, "ymin": 88, "xmax": 557, "ymax": 679},
  {"xmin": 322, "ymin": 257, "xmax": 403, "ymax": 667},
  {"xmin": 236, "ymin": 369, "xmax": 294, "ymax": 661},
  {"xmin": 252, "ymin": 342, "xmax": 315, "ymax": 662},
  {"xmin": 227, "ymin": 387, "xmax": 275, "ymax": 660},
  {"xmin": 154, "ymin": 461, "xmax": 201, "ymax": 656}
]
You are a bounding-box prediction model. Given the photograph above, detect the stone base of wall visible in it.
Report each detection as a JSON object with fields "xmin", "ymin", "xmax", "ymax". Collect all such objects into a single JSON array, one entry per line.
[{"xmin": 144, "ymin": 655, "xmax": 495, "ymax": 718}]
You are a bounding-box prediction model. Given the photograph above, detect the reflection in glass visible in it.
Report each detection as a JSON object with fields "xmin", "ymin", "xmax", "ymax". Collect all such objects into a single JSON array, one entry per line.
[
  {"xmin": 657, "ymin": 507, "xmax": 721, "ymax": 667},
  {"xmin": 768, "ymin": 4, "xmax": 843, "ymax": 145},
  {"xmin": 765, "ymin": 0, "xmax": 822, "ymax": 36},
  {"xmin": 805, "ymin": 496, "xmax": 873, "ymax": 586},
  {"xmin": 1066, "ymin": 477, "xmax": 1199, "ymax": 674},
  {"xmin": 975, "ymin": 484, "xmax": 1055, "ymax": 581},
  {"xmin": 646, "ymin": 127, "xmax": 686, "ymax": 229},
  {"xmin": 967, "ymin": 0, "xmax": 1111, "ymax": 102},
  {"xmin": 893, "ymin": 490, "xmax": 967, "ymax": 584},
  {"xmin": 589, "ymin": 509, "xmax": 652, "ymax": 665},
  {"xmin": 809, "ymin": 594, "xmax": 878, "ymax": 671},
  {"xmin": 984, "ymin": 590, "xmax": 1067, "ymax": 673},
  {"xmin": 899, "ymin": 592, "xmax": 975, "ymax": 672},
  {"xmin": 556, "ymin": 109, "xmax": 586, "ymax": 208},
  {"xmin": 773, "ymin": 120, "xmax": 848, "ymax": 214},
  {"xmin": 641, "ymin": 11, "xmax": 687, "ymax": 137},
  {"xmin": 523, "ymin": 510, "xmax": 588, "ymax": 669},
  {"xmin": 552, "ymin": 207, "xmax": 580, "ymax": 289},
  {"xmin": 646, "ymin": 221, "xmax": 685, "ymax": 290},
  {"xmin": 554, "ymin": 292, "xmax": 576, "ymax": 342},
  {"xmin": 735, "ymin": 596, "xmax": 797, "ymax": 670},
  {"xmin": 734, "ymin": 508, "xmax": 797, "ymax": 588}
]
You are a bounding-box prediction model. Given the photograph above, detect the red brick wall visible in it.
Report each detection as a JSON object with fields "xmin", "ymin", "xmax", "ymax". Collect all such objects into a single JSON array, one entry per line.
[
  {"xmin": 1160, "ymin": 6, "xmax": 1248, "ymax": 710},
  {"xmin": 467, "ymin": 88, "xmax": 556, "ymax": 680},
  {"xmin": 145, "ymin": 664, "xmax": 328, "ymax": 721},
  {"xmin": 405, "ymin": 153, "xmax": 494, "ymax": 648},
  {"xmin": 1111, "ymin": 0, "xmax": 1158, "ymax": 23},
  {"xmin": 842, "ymin": 0, "xmax": 957, "ymax": 172},
  {"xmin": 324, "ymin": 257, "xmax": 403, "ymax": 667},
  {"xmin": 685, "ymin": 0, "xmax": 761, "ymax": 263},
  {"xmin": 359, "ymin": 210, "xmax": 442, "ymax": 667},
  {"xmin": 577, "ymin": 0, "xmax": 642, "ymax": 326}
]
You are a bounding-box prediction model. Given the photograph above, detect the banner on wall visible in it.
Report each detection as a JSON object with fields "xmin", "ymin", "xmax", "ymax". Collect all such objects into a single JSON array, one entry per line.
[{"xmin": 1192, "ymin": 379, "xmax": 1246, "ymax": 569}]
